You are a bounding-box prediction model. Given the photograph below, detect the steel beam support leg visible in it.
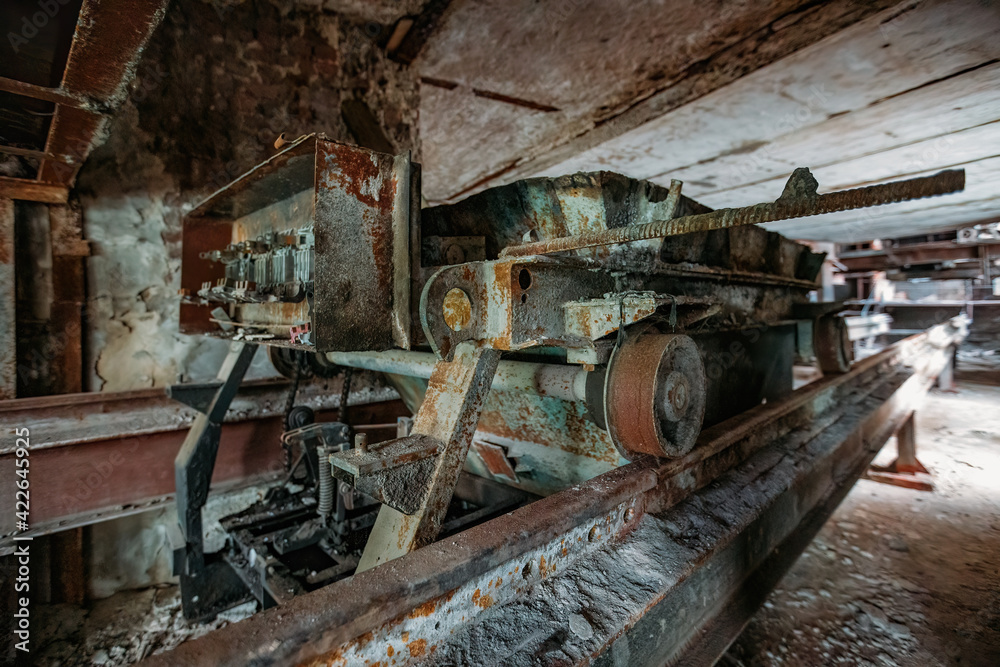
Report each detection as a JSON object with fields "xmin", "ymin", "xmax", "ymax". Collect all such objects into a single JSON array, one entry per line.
[
  {"xmin": 173, "ymin": 342, "xmax": 258, "ymax": 619},
  {"xmin": 938, "ymin": 348, "xmax": 956, "ymax": 391},
  {"xmin": 893, "ymin": 412, "xmax": 925, "ymax": 473},
  {"xmin": 357, "ymin": 341, "xmax": 501, "ymax": 572},
  {"xmin": 866, "ymin": 411, "xmax": 932, "ymax": 491}
]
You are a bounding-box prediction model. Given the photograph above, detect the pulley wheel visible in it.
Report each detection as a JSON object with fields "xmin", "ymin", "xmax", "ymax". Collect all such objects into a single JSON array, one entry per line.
[
  {"xmin": 604, "ymin": 331, "xmax": 706, "ymax": 459},
  {"xmin": 814, "ymin": 314, "xmax": 853, "ymax": 374}
]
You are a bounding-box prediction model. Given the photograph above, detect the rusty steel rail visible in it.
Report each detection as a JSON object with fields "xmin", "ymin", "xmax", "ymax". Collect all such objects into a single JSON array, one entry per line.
[
  {"xmin": 500, "ymin": 169, "xmax": 965, "ymax": 257},
  {"xmin": 0, "ymin": 381, "xmax": 406, "ymax": 553},
  {"xmin": 144, "ymin": 317, "xmax": 967, "ymax": 666}
]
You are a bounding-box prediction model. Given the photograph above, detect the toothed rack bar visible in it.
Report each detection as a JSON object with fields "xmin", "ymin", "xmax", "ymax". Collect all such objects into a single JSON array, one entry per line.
[{"xmin": 500, "ymin": 169, "xmax": 966, "ymax": 257}]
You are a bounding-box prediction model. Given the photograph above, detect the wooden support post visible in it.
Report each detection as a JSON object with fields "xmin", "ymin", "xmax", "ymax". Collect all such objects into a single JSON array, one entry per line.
[
  {"xmin": 14, "ymin": 202, "xmax": 54, "ymax": 397},
  {"xmin": 51, "ymin": 528, "xmax": 86, "ymax": 605},
  {"xmin": 49, "ymin": 205, "xmax": 88, "ymax": 394},
  {"xmin": 0, "ymin": 198, "xmax": 14, "ymax": 399},
  {"xmin": 893, "ymin": 412, "xmax": 927, "ymax": 474},
  {"xmin": 10, "ymin": 203, "xmax": 85, "ymax": 396}
]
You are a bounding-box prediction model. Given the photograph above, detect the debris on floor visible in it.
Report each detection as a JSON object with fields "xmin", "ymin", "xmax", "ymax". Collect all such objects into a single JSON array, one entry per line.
[
  {"xmin": 32, "ymin": 585, "xmax": 256, "ymax": 666},
  {"xmin": 728, "ymin": 371, "xmax": 1000, "ymax": 666}
]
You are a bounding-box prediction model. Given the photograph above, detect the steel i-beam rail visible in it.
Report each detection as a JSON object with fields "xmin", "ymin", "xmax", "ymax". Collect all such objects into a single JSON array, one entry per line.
[{"xmin": 143, "ymin": 317, "xmax": 967, "ymax": 666}]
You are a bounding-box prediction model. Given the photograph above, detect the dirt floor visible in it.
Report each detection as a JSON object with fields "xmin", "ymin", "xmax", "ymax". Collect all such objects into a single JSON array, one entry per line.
[
  {"xmin": 728, "ymin": 366, "xmax": 1000, "ymax": 666},
  {"xmin": 30, "ymin": 368, "xmax": 1000, "ymax": 666}
]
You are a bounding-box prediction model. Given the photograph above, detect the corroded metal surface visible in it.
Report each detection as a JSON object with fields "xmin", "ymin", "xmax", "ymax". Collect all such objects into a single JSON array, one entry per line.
[
  {"xmin": 473, "ymin": 389, "xmax": 625, "ymax": 496},
  {"xmin": 500, "ymin": 169, "xmax": 966, "ymax": 257},
  {"xmin": 314, "ymin": 140, "xmax": 410, "ymax": 351},
  {"xmin": 814, "ymin": 312, "xmax": 855, "ymax": 374},
  {"xmin": 142, "ymin": 318, "xmax": 967, "ymax": 666},
  {"xmin": 0, "ymin": 382, "xmax": 405, "ymax": 551},
  {"xmin": 419, "ymin": 256, "xmax": 620, "ymax": 360},
  {"xmin": 604, "ymin": 331, "xmax": 707, "ymax": 459},
  {"xmin": 181, "ymin": 136, "xmax": 416, "ymax": 351},
  {"xmin": 356, "ymin": 341, "xmax": 501, "ymax": 571}
]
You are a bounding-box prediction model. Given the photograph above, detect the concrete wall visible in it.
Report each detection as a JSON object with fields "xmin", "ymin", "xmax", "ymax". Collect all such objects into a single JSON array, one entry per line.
[{"xmin": 76, "ymin": 0, "xmax": 420, "ymax": 391}]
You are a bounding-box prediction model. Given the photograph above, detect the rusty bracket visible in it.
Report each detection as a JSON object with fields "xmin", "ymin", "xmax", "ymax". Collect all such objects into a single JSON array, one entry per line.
[
  {"xmin": 330, "ymin": 435, "xmax": 441, "ymax": 514},
  {"xmin": 421, "ymin": 255, "xmax": 710, "ymax": 361},
  {"xmin": 354, "ymin": 341, "xmax": 502, "ymax": 572},
  {"xmin": 421, "ymin": 256, "xmax": 717, "ymax": 361}
]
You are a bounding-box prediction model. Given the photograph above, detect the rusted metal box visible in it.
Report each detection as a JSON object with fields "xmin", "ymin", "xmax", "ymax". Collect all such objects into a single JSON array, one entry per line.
[{"xmin": 180, "ymin": 135, "xmax": 419, "ymax": 351}]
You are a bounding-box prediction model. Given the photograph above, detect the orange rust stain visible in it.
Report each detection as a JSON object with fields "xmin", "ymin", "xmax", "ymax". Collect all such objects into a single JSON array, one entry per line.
[
  {"xmin": 387, "ymin": 645, "xmax": 394, "ymax": 657},
  {"xmin": 395, "ymin": 514, "xmax": 415, "ymax": 552},
  {"xmin": 562, "ymin": 547, "xmax": 568, "ymax": 557},
  {"xmin": 472, "ymin": 589, "xmax": 481, "ymax": 605},
  {"xmin": 539, "ymin": 555, "xmax": 549, "ymax": 577},
  {"xmin": 401, "ymin": 632, "xmax": 410, "ymax": 643},
  {"xmin": 320, "ymin": 143, "xmax": 396, "ymax": 213},
  {"xmin": 408, "ymin": 599, "xmax": 438, "ymax": 618},
  {"xmin": 303, "ymin": 628, "xmax": 377, "ymax": 667},
  {"xmin": 474, "ymin": 593, "xmax": 494, "ymax": 609},
  {"xmin": 408, "ymin": 639, "xmax": 428, "ymax": 657},
  {"xmin": 496, "ymin": 577, "xmax": 503, "ymax": 586},
  {"xmin": 442, "ymin": 287, "xmax": 472, "ymax": 331}
]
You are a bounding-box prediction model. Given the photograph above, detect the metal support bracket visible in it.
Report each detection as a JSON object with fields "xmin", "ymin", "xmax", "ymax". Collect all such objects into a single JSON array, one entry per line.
[
  {"xmin": 350, "ymin": 341, "xmax": 501, "ymax": 572},
  {"xmin": 172, "ymin": 342, "xmax": 258, "ymax": 620},
  {"xmin": 330, "ymin": 434, "xmax": 441, "ymax": 514},
  {"xmin": 866, "ymin": 411, "xmax": 933, "ymax": 491}
]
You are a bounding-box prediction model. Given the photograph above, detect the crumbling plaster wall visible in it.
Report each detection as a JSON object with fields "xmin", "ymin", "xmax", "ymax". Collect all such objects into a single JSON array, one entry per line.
[{"xmin": 76, "ymin": 0, "xmax": 420, "ymax": 391}]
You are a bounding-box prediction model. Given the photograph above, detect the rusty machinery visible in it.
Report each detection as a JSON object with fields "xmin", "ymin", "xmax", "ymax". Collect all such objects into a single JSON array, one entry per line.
[{"xmin": 167, "ymin": 134, "xmax": 966, "ymax": 659}]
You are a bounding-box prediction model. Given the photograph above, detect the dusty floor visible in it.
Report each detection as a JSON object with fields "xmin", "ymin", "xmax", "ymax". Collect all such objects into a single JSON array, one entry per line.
[
  {"xmin": 31, "ymin": 368, "xmax": 1000, "ymax": 666},
  {"xmin": 32, "ymin": 587, "xmax": 255, "ymax": 665},
  {"xmin": 729, "ymin": 366, "xmax": 1000, "ymax": 666}
]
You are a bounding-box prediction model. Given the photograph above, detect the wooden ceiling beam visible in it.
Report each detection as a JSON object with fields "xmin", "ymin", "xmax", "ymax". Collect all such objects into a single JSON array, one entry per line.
[{"xmin": 0, "ymin": 177, "xmax": 69, "ymax": 204}]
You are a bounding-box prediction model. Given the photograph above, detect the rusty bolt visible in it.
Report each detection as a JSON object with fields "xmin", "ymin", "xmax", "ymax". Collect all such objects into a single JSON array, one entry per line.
[{"xmin": 355, "ymin": 432, "xmax": 368, "ymax": 452}]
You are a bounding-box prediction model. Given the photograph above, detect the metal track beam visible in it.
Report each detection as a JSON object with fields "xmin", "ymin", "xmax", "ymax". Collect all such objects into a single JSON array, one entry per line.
[
  {"xmin": 143, "ymin": 318, "xmax": 966, "ymax": 666},
  {"xmin": 0, "ymin": 382, "xmax": 406, "ymax": 554}
]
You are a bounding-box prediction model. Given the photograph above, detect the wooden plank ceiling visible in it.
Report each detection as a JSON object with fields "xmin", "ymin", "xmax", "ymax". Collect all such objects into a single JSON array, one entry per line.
[{"xmin": 418, "ymin": 0, "xmax": 1000, "ymax": 243}]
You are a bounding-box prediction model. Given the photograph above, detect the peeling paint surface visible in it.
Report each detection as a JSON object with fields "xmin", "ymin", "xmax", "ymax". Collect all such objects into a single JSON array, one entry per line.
[{"xmin": 309, "ymin": 498, "xmax": 639, "ymax": 666}]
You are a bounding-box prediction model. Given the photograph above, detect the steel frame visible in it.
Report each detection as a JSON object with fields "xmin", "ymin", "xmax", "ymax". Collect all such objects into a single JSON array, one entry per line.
[
  {"xmin": 0, "ymin": 377, "xmax": 405, "ymax": 555},
  {"xmin": 144, "ymin": 317, "xmax": 967, "ymax": 666}
]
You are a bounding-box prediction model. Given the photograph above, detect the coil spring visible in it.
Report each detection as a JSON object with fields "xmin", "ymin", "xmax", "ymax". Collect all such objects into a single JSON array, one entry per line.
[{"xmin": 316, "ymin": 445, "xmax": 333, "ymax": 518}]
